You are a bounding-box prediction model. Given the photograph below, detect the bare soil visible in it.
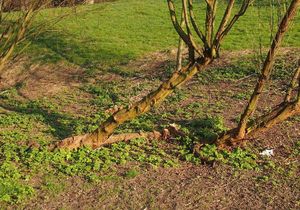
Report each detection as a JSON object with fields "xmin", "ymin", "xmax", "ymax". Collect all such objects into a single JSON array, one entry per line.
[
  {"xmin": 24, "ymin": 163, "xmax": 299, "ymax": 210},
  {"xmin": 1, "ymin": 48, "xmax": 300, "ymax": 209}
]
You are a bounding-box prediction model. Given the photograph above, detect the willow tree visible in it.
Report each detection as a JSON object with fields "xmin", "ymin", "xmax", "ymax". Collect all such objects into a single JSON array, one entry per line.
[
  {"xmin": 0, "ymin": 0, "xmax": 48, "ymax": 74},
  {"xmin": 218, "ymin": 0, "xmax": 300, "ymax": 147},
  {"xmin": 57, "ymin": 0, "xmax": 299, "ymax": 150},
  {"xmin": 0, "ymin": 0, "xmax": 76, "ymax": 75}
]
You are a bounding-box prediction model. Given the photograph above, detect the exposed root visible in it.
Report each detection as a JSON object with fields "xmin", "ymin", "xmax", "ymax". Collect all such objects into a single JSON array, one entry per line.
[
  {"xmin": 53, "ymin": 100, "xmax": 299, "ymax": 151},
  {"xmin": 103, "ymin": 131, "xmax": 162, "ymax": 145},
  {"xmin": 216, "ymin": 130, "xmax": 249, "ymax": 150},
  {"xmin": 217, "ymin": 101, "xmax": 300, "ymax": 148},
  {"xmin": 53, "ymin": 134, "xmax": 89, "ymax": 150},
  {"xmin": 53, "ymin": 124, "xmax": 184, "ymax": 150}
]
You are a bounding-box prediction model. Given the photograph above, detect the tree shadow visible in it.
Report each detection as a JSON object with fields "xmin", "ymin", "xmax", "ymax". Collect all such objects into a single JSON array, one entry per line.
[
  {"xmin": 27, "ymin": 29, "xmax": 135, "ymax": 75},
  {"xmin": 173, "ymin": 116, "xmax": 227, "ymax": 145},
  {"xmin": 0, "ymin": 99, "xmax": 79, "ymax": 139}
]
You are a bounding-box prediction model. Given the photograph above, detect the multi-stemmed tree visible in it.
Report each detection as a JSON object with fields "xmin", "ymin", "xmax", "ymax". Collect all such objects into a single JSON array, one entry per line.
[
  {"xmin": 51, "ymin": 0, "xmax": 298, "ymax": 150},
  {"xmin": 0, "ymin": 0, "xmax": 40, "ymax": 74},
  {"xmin": 0, "ymin": 0, "xmax": 78, "ymax": 75},
  {"xmin": 218, "ymin": 0, "xmax": 300, "ymax": 147}
]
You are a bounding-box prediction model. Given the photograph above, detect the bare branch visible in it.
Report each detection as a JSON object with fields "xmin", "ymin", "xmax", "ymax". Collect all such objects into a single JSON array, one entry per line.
[
  {"xmin": 187, "ymin": 0, "xmax": 207, "ymax": 46},
  {"xmin": 0, "ymin": 7, "xmax": 35, "ymax": 73},
  {"xmin": 285, "ymin": 61, "xmax": 300, "ymax": 102},
  {"xmin": 167, "ymin": 0, "xmax": 202, "ymax": 60},
  {"xmin": 176, "ymin": 8, "xmax": 185, "ymax": 71},
  {"xmin": 217, "ymin": 0, "xmax": 252, "ymax": 44},
  {"xmin": 167, "ymin": 0, "xmax": 191, "ymax": 48},
  {"xmin": 182, "ymin": 0, "xmax": 195, "ymax": 60},
  {"xmin": 0, "ymin": 0, "xmax": 75, "ymax": 74},
  {"xmin": 218, "ymin": 99, "xmax": 300, "ymax": 147},
  {"xmin": 205, "ymin": 0, "xmax": 218, "ymax": 48},
  {"xmin": 214, "ymin": 0, "xmax": 235, "ymax": 49},
  {"xmin": 236, "ymin": 0, "xmax": 300, "ymax": 139},
  {"xmin": 182, "ymin": 0, "xmax": 203, "ymax": 59}
]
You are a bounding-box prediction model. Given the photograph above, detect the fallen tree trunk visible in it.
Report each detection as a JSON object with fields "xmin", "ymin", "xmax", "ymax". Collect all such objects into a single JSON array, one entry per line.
[
  {"xmin": 55, "ymin": 59, "xmax": 212, "ymax": 149},
  {"xmin": 55, "ymin": 0, "xmax": 272, "ymax": 150},
  {"xmin": 53, "ymin": 123, "xmax": 185, "ymax": 150}
]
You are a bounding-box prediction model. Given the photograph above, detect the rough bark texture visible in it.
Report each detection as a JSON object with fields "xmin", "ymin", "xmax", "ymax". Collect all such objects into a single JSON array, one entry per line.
[
  {"xmin": 76, "ymin": 0, "xmax": 298, "ymax": 151},
  {"xmin": 56, "ymin": 59, "xmax": 212, "ymax": 149},
  {"xmin": 236, "ymin": 0, "xmax": 300, "ymax": 139},
  {"xmin": 205, "ymin": 0, "xmax": 217, "ymax": 48},
  {"xmin": 285, "ymin": 64, "xmax": 300, "ymax": 102},
  {"xmin": 217, "ymin": 100, "xmax": 300, "ymax": 147}
]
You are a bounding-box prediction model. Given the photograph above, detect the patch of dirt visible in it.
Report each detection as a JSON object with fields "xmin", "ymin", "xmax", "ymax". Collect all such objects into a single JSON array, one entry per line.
[
  {"xmin": 24, "ymin": 163, "xmax": 299, "ymax": 210},
  {"xmin": 2, "ymin": 47, "xmax": 300, "ymax": 209},
  {"xmin": 0, "ymin": 60, "xmax": 85, "ymax": 100},
  {"xmin": 1, "ymin": 47, "xmax": 298, "ymax": 100}
]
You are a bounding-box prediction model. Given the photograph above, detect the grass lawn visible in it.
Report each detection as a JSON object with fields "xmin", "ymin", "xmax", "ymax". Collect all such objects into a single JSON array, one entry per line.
[{"xmin": 28, "ymin": 0, "xmax": 300, "ymax": 69}]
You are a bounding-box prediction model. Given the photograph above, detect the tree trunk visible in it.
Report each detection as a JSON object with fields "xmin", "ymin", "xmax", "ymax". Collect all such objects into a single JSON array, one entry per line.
[
  {"xmin": 176, "ymin": 7, "xmax": 186, "ymax": 71},
  {"xmin": 217, "ymin": 100, "xmax": 300, "ymax": 147},
  {"xmin": 56, "ymin": 57, "xmax": 213, "ymax": 149},
  {"xmin": 236, "ymin": 0, "xmax": 300, "ymax": 139},
  {"xmin": 56, "ymin": 0, "xmax": 254, "ymax": 150}
]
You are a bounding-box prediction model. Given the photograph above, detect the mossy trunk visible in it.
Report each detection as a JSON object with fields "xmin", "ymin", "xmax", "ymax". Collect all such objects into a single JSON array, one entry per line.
[
  {"xmin": 56, "ymin": 57, "xmax": 213, "ymax": 149},
  {"xmin": 236, "ymin": 0, "xmax": 300, "ymax": 139},
  {"xmin": 217, "ymin": 100, "xmax": 300, "ymax": 147}
]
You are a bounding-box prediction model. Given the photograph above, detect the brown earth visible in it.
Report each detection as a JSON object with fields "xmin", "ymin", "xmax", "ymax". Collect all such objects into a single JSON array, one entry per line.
[
  {"xmin": 24, "ymin": 163, "xmax": 300, "ymax": 210},
  {"xmin": 1, "ymin": 48, "xmax": 300, "ymax": 209}
]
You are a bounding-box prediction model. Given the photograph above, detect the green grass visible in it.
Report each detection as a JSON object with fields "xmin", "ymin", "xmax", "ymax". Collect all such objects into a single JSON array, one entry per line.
[
  {"xmin": 0, "ymin": 109, "xmax": 272, "ymax": 204},
  {"xmin": 25, "ymin": 0, "xmax": 300, "ymax": 72},
  {"xmin": 0, "ymin": 91, "xmax": 278, "ymax": 205}
]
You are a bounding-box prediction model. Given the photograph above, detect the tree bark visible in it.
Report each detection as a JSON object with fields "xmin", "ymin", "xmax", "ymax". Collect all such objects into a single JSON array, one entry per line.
[
  {"xmin": 205, "ymin": 0, "xmax": 217, "ymax": 48},
  {"xmin": 236, "ymin": 0, "xmax": 300, "ymax": 139},
  {"xmin": 285, "ymin": 64, "xmax": 300, "ymax": 102},
  {"xmin": 56, "ymin": 57, "xmax": 213, "ymax": 149},
  {"xmin": 176, "ymin": 7, "xmax": 186, "ymax": 71},
  {"xmin": 217, "ymin": 99, "xmax": 300, "ymax": 147}
]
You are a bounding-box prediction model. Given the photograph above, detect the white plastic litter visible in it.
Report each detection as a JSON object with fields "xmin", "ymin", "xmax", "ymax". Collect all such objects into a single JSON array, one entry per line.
[{"xmin": 259, "ymin": 149, "xmax": 274, "ymax": 157}]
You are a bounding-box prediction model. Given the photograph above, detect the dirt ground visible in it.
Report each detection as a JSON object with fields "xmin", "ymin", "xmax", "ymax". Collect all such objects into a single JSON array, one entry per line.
[
  {"xmin": 23, "ymin": 160, "xmax": 299, "ymax": 210},
  {"xmin": 1, "ymin": 48, "xmax": 300, "ymax": 210}
]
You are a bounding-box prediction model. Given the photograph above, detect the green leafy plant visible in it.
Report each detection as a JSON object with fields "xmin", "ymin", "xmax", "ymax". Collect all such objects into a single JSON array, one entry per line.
[{"xmin": 124, "ymin": 168, "xmax": 140, "ymax": 178}]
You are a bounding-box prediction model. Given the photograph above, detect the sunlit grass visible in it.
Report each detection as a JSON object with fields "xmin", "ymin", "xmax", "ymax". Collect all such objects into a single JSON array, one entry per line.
[{"xmin": 25, "ymin": 0, "xmax": 299, "ymax": 70}]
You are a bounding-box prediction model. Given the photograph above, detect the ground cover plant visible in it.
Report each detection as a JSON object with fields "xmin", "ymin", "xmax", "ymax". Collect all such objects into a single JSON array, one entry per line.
[
  {"xmin": 55, "ymin": 0, "xmax": 300, "ymax": 151},
  {"xmin": 0, "ymin": 0, "xmax": 299, "ymax": 209}
]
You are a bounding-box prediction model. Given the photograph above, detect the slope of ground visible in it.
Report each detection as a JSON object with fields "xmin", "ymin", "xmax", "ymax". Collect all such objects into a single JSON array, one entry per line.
[
  {"xmin": 23, "ymin": 0, "xmax": 300, "ymax": 69},
  {"xmin": 0, "ymin": 48, "xmax": 299, "ymax": 209},
  {"xmin": 0, "ymin": 0, "xmax": 300, "ymax": 208}
]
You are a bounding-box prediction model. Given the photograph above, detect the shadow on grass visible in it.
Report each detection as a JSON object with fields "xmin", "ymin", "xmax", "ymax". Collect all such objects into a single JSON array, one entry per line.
[
  {"xmin": 174, "ymin": 117, "xmax": 227, "ymax": 145},
  {"xmin": 27, "ymin": 30, "xmax": 135, "ymax": 75},
  {"xmin": 0, "ymin": 99, "xmax": 79, "ymax": 139}
]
